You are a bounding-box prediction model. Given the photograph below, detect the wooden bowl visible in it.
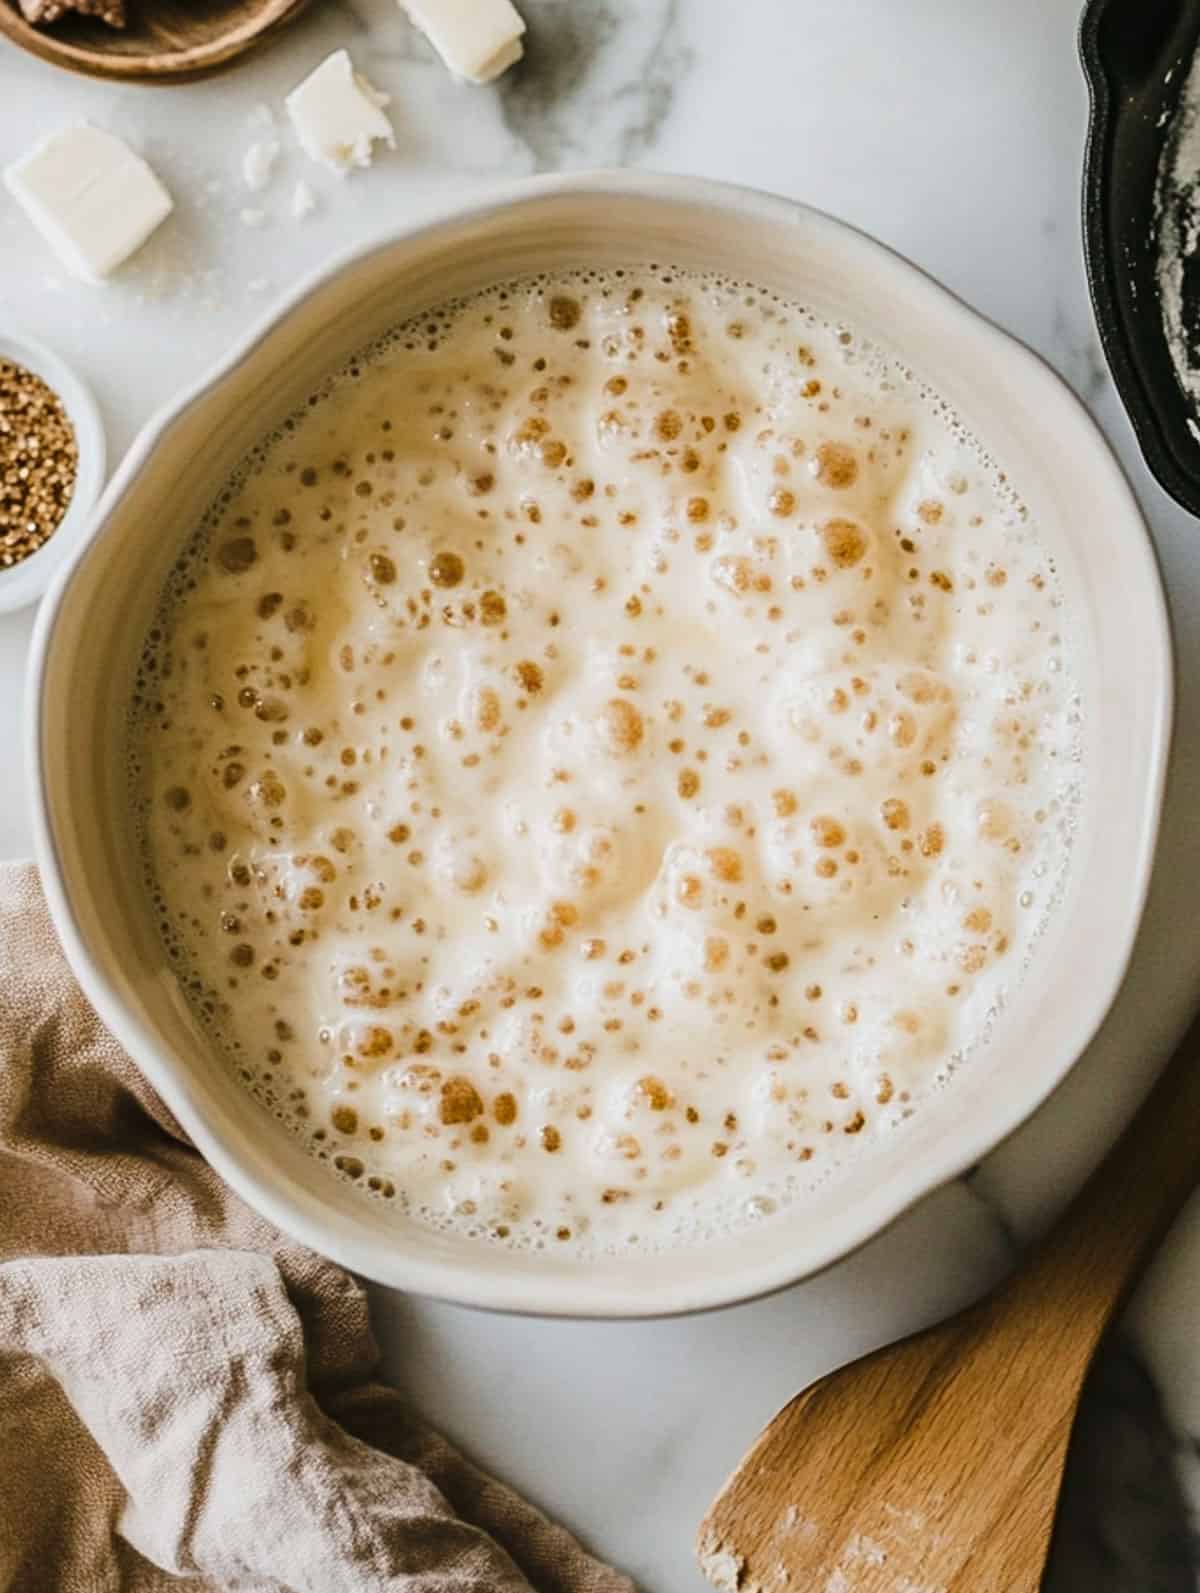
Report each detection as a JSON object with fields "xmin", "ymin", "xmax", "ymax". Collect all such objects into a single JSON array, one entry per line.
[{"xmin": 0, "ymin": 0, "xmax": 312, "ymax": 82}]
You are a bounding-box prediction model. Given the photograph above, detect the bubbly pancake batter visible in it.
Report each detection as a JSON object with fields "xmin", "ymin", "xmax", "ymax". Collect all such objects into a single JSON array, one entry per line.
[{"xmin": 131, "ymin": 267, "xmax": 1081, "ymax": 1253}]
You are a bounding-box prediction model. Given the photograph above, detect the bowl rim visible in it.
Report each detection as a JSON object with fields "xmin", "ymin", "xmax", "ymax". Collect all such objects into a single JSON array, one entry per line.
[
  {"xmin": 0, "ymin": 331, "xmax": 106, "ymax": 615},
  {"xmin": 26, "ymin": 170, "xmax": 1174, "ymax": 1317}
]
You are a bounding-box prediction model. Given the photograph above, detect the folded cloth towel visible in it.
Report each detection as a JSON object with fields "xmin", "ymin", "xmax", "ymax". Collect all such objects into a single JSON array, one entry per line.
[{"xmin": 0, "ymin": 862, "xmax": 633, "ymax": 1593}]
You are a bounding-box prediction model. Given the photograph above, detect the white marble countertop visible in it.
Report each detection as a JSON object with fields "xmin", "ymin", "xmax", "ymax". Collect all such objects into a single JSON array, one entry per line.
[{"xmin": 3, "ymin": 2, "xmax": 1200, "ymax": 1588}]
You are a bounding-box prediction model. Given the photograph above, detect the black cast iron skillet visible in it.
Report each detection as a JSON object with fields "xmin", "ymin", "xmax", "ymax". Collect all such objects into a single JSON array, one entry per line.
[{"xmin": 1081, "ymin": 0, "xmax": 1200, "ymax": 516}]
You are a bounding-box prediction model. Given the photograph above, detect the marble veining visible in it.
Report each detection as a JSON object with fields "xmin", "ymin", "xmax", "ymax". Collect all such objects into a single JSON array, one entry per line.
[
  {"xmin": 498, "ymin": 0, "xmax": 693, "ymax": 169},
  {"xmin": 1, "ymin": 2, "xmax": 1200, "ymax": 1588}
]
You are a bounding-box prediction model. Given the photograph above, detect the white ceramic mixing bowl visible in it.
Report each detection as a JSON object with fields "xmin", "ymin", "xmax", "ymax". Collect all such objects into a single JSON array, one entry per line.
[{"xmin": 27, "ymin": 173, "xmax": 1172, "ymax": 1317}]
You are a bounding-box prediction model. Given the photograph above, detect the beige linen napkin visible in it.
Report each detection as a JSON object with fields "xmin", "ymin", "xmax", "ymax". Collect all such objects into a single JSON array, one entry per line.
[{"xmin": 0, "ymin": 861, "xmax": 633, "ymax": 1593}]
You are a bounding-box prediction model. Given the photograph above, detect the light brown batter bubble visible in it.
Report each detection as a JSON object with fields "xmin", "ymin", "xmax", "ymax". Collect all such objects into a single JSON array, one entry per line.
[
  {"xmin": 596, "ymin": 698, "xmax": 644, "ymax": 756},
  {"xmin": 548, "ymin": 296, "xmax": 582, "ymax": 331},
  {"xmin": 430, "ymin": 552, "xmax": 465, "ymax": 588},
  {"xmin": 479, "ymin": 589, "xmax": 506, "ymax": 625},
  {"xmin": 810, "ymin": 816, "xmax": 846, "ymax": 849},
  {"xmin": 814, "ymin": 442, "xmax": 859, "ymax": 489},
  {"xmin": 819, "ymin": 518, "xmax": 868, "ymax": 569},
  {"xmin": 440, "ymin": 1077, "xmax": 484, "ymax": 1124},
  {"xmin": 217, "ymin": 536, "xmax": 257, "ymax": 574},
  {"xmin": 880, "ymin": 798, "xmax": 910, "ymax": 831}
]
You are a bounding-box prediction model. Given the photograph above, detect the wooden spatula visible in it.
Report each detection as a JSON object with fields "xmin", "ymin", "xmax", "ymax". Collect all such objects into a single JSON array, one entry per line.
[{"xmin": 698, "ymin": 1012, "xmax": 1200, "ymax": 1593}]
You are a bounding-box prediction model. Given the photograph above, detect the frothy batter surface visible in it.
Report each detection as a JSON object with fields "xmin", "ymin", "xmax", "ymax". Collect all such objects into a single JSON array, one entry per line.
[{"xmin": 131, "ymin": 266, "xmax": 1081, "ymax": 1254}]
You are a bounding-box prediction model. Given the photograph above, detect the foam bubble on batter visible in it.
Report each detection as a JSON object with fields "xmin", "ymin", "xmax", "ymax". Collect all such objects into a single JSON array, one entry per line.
[{"xmin": 128, "ymin": 265, "xmax": 1083, "ymax": 1256}]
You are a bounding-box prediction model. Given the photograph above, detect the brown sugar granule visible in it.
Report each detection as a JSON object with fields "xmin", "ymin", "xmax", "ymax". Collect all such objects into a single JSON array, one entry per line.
[
  {"xmin": 541, "ymin": 1124, "xmax": 562, "ymax": 1152},
  {"xmin": 331, "ymin": 1105, "xmax": 358, "ymax": 1135},
  {"xmin": 0, "ymin": 361, "xmax": 79, "ymax": 568},
  {"xmin": 493, "ymin": 1092, "xmax": 518, "ymax": 1126}
]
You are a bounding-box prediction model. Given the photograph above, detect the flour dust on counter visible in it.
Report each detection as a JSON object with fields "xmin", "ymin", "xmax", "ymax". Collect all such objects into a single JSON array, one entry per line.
[{"xmin": 129, "ymin": 264, "xmax": 1082, "ymax": 1257}]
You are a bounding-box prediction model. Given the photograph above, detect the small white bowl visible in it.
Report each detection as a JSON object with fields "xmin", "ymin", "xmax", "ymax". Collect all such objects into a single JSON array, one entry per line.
[{"xmin": 0, "ymin": 332, "xmax": 105, "ymax": 615}]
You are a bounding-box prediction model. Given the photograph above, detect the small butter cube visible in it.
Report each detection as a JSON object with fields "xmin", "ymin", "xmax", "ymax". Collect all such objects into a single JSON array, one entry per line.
[
  {"xmin": 4, "ymin": 124, "xmax": 172, "ymax": 283},
  {"xmin": 286, "ymin": 50, "xmax": 395, "ymax": 174},
  {"xmin": 400, "ymin": 0, "xmax": 525, "ymax": 83}
]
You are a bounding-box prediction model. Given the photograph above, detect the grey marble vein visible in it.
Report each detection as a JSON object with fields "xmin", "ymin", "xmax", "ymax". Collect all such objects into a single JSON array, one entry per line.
[
  {"xmin": 1049, "ymin": 298, "xmax": 1113, "ymax": 409},
  {"xmin": 498, "ymin": 0, "xmax": 694, "ymax": 171}
]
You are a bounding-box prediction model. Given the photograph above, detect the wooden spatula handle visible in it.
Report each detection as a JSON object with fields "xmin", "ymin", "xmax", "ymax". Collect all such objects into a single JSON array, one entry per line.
[{"xmin": 1001, "ymin": 1005, "xmax": 1200, "ymax": 1356}]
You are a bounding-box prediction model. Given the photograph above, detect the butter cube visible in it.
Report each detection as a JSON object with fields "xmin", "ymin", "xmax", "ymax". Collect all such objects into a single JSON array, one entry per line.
[
  {"xmin": 4, "ymin": 125, "xmax": 172, "ymax": 283},
  {"xmin": 286, "ymin": 50, "xmax": 395, "ymax": 174},
  {"xmin": 400, "ymin": 0, "xmax": 525, "ymax": 83}
]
